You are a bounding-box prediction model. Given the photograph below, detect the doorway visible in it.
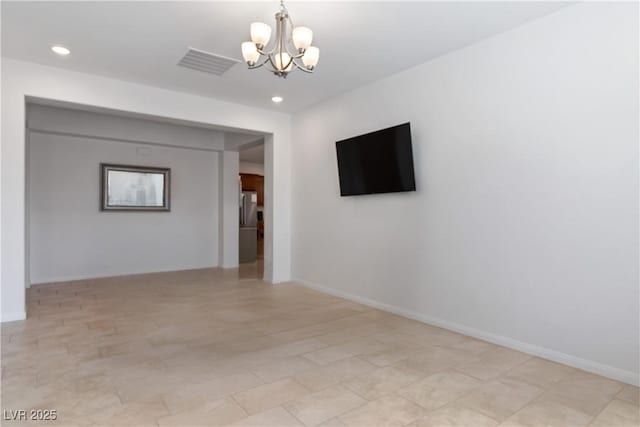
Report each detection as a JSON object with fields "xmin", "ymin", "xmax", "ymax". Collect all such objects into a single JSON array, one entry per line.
[
  {"xmin": 238, "ymin": 140, "xmax": 265, "ymax": 276},
  {"xmin": 24, "ymin": 99, "xmax": 276, "ymax": 291}
]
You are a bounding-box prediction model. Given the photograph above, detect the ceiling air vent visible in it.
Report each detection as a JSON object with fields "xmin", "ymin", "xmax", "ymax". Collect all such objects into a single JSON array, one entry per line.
[{"xmin": 177, "ymin": 47, "xmax": 240, "ymax": 76}]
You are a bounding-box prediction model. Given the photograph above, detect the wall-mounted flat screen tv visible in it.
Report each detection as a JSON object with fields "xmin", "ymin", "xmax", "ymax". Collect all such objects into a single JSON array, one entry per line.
[{"xmin": 335, "ymin": 122, "xmax": 416, "ymax": 196}]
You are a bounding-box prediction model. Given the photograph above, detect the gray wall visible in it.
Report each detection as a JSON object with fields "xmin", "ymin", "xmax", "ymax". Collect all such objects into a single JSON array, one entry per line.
[{"xmin": 28, "ymin": 106, "xmax": 222, "ymax": 283}]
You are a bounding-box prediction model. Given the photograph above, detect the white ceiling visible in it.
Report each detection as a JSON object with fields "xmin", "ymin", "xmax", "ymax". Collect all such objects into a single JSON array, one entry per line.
[
  {"xmin": 2, "ymin": 1, "xmax": 569, "ymax": 113},
  {"xmin": 240, "ymin": 144, "xmax": 265, "ymax": 164}
]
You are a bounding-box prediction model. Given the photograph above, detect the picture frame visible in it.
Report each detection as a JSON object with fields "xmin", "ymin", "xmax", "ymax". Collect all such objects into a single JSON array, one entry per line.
[{"xmin": 100, "ymin": 163, "xmax": 171, "ymax": 211}]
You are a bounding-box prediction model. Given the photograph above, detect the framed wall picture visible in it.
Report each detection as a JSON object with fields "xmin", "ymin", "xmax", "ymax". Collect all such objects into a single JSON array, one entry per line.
[{"xmin": 100, "ymin": 164, "xmax": 171, "ymax": 211}]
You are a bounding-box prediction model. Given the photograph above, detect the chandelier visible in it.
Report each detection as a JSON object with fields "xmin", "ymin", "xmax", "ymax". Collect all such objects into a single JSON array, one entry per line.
[{"xmin": 241, "ymin": 0, "xmax": 319, "ymax": 78}]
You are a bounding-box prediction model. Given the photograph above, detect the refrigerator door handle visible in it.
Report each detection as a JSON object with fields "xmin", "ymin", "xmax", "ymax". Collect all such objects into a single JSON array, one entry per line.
[{"xmin": 239, "ymin": 193, "xmax": 245, "ymax": 226}]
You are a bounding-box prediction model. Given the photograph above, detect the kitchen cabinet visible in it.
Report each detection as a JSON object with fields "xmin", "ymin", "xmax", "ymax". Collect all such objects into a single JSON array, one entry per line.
[{"xmin": 240, "ymin": 173, "xmax": 264, "ymax": 206}]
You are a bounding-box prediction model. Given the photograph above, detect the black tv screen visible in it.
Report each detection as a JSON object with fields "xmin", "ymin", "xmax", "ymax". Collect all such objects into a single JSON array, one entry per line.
[{"xmin": 336, "ymin": 123, "xmax": 416, "ymax": 196}]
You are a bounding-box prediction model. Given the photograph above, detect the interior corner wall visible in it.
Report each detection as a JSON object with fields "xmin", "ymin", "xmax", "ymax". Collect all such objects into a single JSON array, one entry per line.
[
  {"xmin": 291, "ymin": 2, "xmax": 639, "ymax": 384},
  {"xmin": 28, "ymin": 131, "xmax": 220, "ymax": 284}
]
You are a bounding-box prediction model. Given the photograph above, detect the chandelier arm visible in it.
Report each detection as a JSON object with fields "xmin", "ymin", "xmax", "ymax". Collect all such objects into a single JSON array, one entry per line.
[
  {"xmin": 286, "ymin": 10, "xmax": 295, "ymax": 29},
  {"xmin": 284, "ymin": 13, "xmax": 307, "ymax": 59},
  {"xmin": 256, "ymin": 17, "xmax": 280, "ymax": 56},
  {"xmin": 279, "ymin": 16, "xmax": 286, "ymax": 66},
  {"xmin": 286, "ymin": 14, "xmax": 296, "ymax": 48},
  {"xmin": 260, "ymin": 44, "xmax": 277, "ymax": 56},
  {"xmin": 266, "ymin": 55, "xmax": 280, "ymax": 73},
  {"xmin": 291, "ymin": 59, "xmax": 313, "ymax": 73},
  {"xmin": 282, "ymin": 43, "xmax": 303, "ymax": 59},
  {"xmin": 248, "ymin": 57, "xmax": 272, "ymax": 70},
  {"xmin": 283, "ymin": 55, "xmax": 295, "ymax": 71}
]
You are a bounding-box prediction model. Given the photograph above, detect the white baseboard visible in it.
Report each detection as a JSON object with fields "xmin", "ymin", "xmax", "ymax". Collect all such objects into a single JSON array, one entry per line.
[
  {"xmin": 295, "ymin": 278, "xmax": 639, "ymax": 386},
  {"xmin": 2, "ymin": 312, "xmax": 26, "ymax": 323},
  {"xmin": 30, "ymin": 264, "xmax": 220, "ymax": 285}
]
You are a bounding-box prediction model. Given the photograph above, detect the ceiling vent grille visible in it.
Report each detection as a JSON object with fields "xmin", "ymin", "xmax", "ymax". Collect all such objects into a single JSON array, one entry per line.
[{"xmin": 178, "ymin": 47, "xmax": 240, "ymax": 76}]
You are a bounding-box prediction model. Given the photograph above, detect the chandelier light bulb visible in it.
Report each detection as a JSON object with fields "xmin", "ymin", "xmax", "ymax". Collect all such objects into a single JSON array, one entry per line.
[
  {"xmin": 302, "ymin": 46, "xmax": 320, "ymax": 69},
  {"xmin": 250, "ymin": 22, "xmax": 272, "ymax": 47},
  {"xmin": 241, "ymin": 42, "xmax": 260, "ymax": 65},
  {"xmin": 292, "ymin": 26, "xmax": 313, "ymax": 51}
]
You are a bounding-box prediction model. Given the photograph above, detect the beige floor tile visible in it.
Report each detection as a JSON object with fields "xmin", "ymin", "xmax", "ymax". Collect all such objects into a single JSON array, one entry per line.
[
  {"xmin": 295, "ymin": 357, "xmax": 377, "ymax": 391},
  {"xmin": 455, "ymin": 348, "xmax": 531, "ymax": 381},
  {"xmin": 65, "ymin": 389, "xmax": 124, "ymax": 418},
  {"xmin": 409, "ymin": 403, "xmax": 499, "ymax": 427},
  {"xmin": 259, "ymin": 338, "xmax": 329, "ymax": 359},
  {"xmin": 233, "ymin": 378, "xmax": 311, "ymax": 415},
  {"xmin": 3, "ymin": 268, "xmax": 629, "ymax": 427},
  {"xmin": 2, "ymin": 383, "xmax": 73, "ymax": 413},
  {"xmin": 162, "ymin": 371, "xmax": 264, "ymax": 414},
  {"xmin": 502, "ymin": 357, "xmax": 575, "ymax": 389},
  {"xmin": 396, "ymin": 370, "xmax": 481, "ymax": 410},
  {"xmin": 617, "ymin": 385, "xmax": 640, "ymax": 406},
  {"xmin": 500, "ymin": 397, "xmax": 593, "ymax": 427},
  {"xmin": 589, "ymin": 399, "xmax": 640, "ymax": 427},
  {"xmin": 314, "ymin": 323, "xmax": 394, "ymax": 346},
  {"xmin": 284, "ymin": 385, "xmax": 366, "ymax": 426},
  {"xmin": 394, "ymin": 345, "xmax": 475, "ymax": 376},
  {"xmin": 543, "ymin": 371, "xmax": 623, "ymax": 416},
  {"xmin": 74, "ymin": 373, "xmax": 114, "ymax": 393},
  {"xmin": 339, "ymin": 395, "xmax": 425, "ymax": 427},
  {"xmin": 251, "ymin": 356, "xmax": 319, "ymax": 383},
  {"xmin": 6, "ymin": 388, "xmax": 120, "ymax": 425},
  {"xmin": 362, "ymin": 344, "xmax": 426, "ymax": 367},
  {"xmin": 371, "ymin": 331, "xmax": 430, "ymax": 348},
  {"xmin": 303, "ymin": 338, "xmax": 387, "ymax": 365},
  {"xmin": 229, "ymin": 406, "xmax": 304, "ymax": 426},
  {"xmin": 340, "ymin": 338, "xmax": 391, "ymax": 357},
  {"xmin": 342, "ymin": 365, "xmax": 425, "ymax": 401},
  {"xmin": 269, "ymin": 322, "xmax": 343, "ymax": 344},
  {"xmin": 317, "ymin": 418, "xmax": 348, "ymax": 427},
  {"xmin": 115, "ymin": 374, "xmax": 179, "ymax": 404},
  {"xmin": 157, "ymin": 397, "xmax": 248, "ymax": 426},
  {"xmin": 395, "ymin": 325, "xmax": 468, "ymax": 348},
  {"xmin": 456, "ymin": 378, "xmax": 543, "ymax": 421},
  {"xmin": 444, "ymin": 338, "xmax": 497, "ymax": 356},
  {"xmin": 89, "ymin": 399, "xmax": 169, "ymax": 426}
]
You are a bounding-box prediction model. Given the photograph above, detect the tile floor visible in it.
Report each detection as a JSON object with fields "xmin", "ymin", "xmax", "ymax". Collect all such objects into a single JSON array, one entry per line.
[{"xmin": 1, "ymin": 268, "xmax": 638, "ymax": 426}]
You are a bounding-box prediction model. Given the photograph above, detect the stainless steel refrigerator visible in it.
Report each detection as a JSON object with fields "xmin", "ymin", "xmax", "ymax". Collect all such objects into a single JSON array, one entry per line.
[{"xmin": 239, "ymin": 190, "xmax": 258, "ymax": 263}]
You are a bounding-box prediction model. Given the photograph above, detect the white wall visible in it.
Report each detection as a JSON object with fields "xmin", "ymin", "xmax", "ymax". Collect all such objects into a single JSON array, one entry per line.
[
  {"xmin": 291, "ymin": 2, "xmax": 639, "ymax": 384},
  {"xmin": 29, "ymin": 131, "xmax": 219, "ymax": 283},
  {"xmin": 27, "ymin": 104, "xmax": 226, "ymax": 151},
  {"xmin": 240, "ymin": 161, "xmax": 264, "ymax": 176},
  {"xmin": 1, "ymin": 58, "xmax": 292, "ymax": 322},
  {"xmin": 219, "ymin": 151, "xmax": 240, "ymax": 268}
]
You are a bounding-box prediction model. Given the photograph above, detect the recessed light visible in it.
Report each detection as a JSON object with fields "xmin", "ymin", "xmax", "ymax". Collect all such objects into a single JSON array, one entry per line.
[
  {"xmin": 51, "ymin": 46, "xmax": 71, "ymax": 56},
  {"xmin": 271, "ymin": 96, "xmax": 283, "ymax": 103}
]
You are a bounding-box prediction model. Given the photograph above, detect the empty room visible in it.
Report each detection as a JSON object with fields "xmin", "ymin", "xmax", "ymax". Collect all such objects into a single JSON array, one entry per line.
[{"xmin": 1, "ymin": 1, "xmax": 638, "ymax": 426}]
